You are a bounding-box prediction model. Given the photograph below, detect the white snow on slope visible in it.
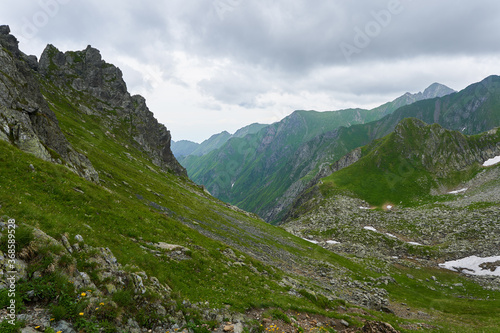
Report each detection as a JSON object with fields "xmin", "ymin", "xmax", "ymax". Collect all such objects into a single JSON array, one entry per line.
[
  {"xmin": 364, "ymin": 226, "xmax": 377, "ymax": 232},
  {"xmin": 302, "ymin": 238, "xmax": 319, "ymax": 244},
  {"xmin": 448, "ymin": 188, "xmax": 467, "ymax": 194},
  {"xmin": 439, "ymin": 255, "xmax": 500, "ymax": 276},
  {"xmin": 483, "ymin": 155, "xmax": 500, "ymax": 167},
  {"xmin": 326, "ymin": 240, "xmax": 340, "ymax": 245}
]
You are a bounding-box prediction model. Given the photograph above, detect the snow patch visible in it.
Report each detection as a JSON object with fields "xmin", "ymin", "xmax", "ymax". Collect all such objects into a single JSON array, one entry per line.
[
  {"xmin": 407, "ymin": 241, "xmax": 423, "ymax": 246},
  {"xmin": 448, "ymin": 188, "xmax": 468, "ymax": 194},
  {"xmin": 439, "ymin": 255, "xmax": 500, "ymax": 276},
  {"xmin": 326, "ymin": 240, "xmax": 340, "ymax": 245},
  {"xmin": 483, "ymin": 155, "xmax": 500, "ymax": 167},
  {"xmin": 385, "ymin": 233, "xmax": 397, "ymax": 238},
  {"xmin": 359, "ymin": 206, "xmax": 370, "ymax": 210},
  {"xmin": 364, "ymin": 226, "xmax": 377, "ymax": 232},
  {"xmin": 386, "ymin": 205, "xmax": 393, "ymax": 210},
  {"xmin": 231, "ymin": 182, "xmax": 235, "ymax": 188},
  {"xmin": 302, "ymin": 238, "xmax": 319, "ymax": 244}
]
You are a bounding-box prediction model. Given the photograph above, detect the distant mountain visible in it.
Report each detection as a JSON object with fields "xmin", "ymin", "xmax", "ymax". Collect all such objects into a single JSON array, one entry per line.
[
  {"xmin": 271, "ymin": 75, "xmax": 500, "ymax": 222},
  {"xmin": 172, "ymin": 123, "xmax": 268, "ymax": 159},
  {"xmin": 171, "ymin": 140, "xmax": 199, "ymax": 157},
  {"xmin": 182, "ymin": 83, "xmax": 456, "ymax": 222}
]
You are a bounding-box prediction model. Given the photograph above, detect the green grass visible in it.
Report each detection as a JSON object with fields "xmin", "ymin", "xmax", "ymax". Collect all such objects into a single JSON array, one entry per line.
[{"xmin": 1, "ymin": 76, "xmax": 499, "ymax": 331}]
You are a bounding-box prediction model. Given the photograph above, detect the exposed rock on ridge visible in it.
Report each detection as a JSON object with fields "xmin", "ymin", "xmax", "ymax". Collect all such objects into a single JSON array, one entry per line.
[
  {"xmin": 392, "ymin": 118, "xmax": 500, "ymax": 177},
  {"xmin": 38, "ymin": 43, "xmax": 186, "ymax": 177},
  {"xmin": 0, "ymin": 25, "xmax": 99, "ymax": 182}
]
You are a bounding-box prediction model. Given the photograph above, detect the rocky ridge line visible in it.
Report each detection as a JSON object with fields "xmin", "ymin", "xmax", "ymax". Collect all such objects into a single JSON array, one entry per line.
[
  {"xmin": 38, "ymin": 43, "xmax": 186, "ymax": 177},
  {"xmin": 0, "ymin": 25, "xmax": 99, "ymax": 182}
]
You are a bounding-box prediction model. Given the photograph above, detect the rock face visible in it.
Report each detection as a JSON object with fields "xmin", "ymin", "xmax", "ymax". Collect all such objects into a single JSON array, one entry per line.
[
  {"xmin": 0, "ymin": 25, "xmax": 99, "ymax": 182},
  {"xmin": 38, "ymin": 43, "xmax": 186, "ymax": 177},
  {"xmin": 391, "ymin": 118, "xmax": 500, "ymax": 177}
]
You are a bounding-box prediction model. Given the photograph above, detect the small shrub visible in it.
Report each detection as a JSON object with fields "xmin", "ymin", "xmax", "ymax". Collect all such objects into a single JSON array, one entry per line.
[
  {"xmin": 94, "ymin": 303, "xmax": 119, "ymax": 322},
  {"xmin": 50, "ymin": 304, "xmax": 68, "ymax": 321},
  {"xmin": 0, "ymin": 319, "xmax": 23, "ymax": 333},
  {"xmin": 0, "ymin": 287, "xmax": 25, "ymax": 313},
  {"xmin": 263, "ymin": 309, "xmax": 291, "ymax": 324},
  {"xmin": 298, "ymin": 289, "xmax": 333, "ymax": 309},
  {"xmin": 99, "ymin": 320, "xmax": 117, "ymax": 333},
  {"xmin": 58, "ymin": 253, "xmax": 74, "ymax": 269},
  {"xmin": 135, "ymin": 308, "xmax": 160, "ymax": 329},
  {"xmin": 111, "ymin": 289, "xmax": 134, "ymax": 308},
  {"xmin": 0, "ymin": 225, "xmax": 34, "ymax": 253}
]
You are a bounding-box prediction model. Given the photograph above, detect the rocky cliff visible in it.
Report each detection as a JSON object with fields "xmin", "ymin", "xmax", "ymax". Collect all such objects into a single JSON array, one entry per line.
[
  {"xmin": 38, "ymin": 43, "xmax": 186, "ymax": 177},
  {"xmin": 0, "ymin": 25, "xmax": 99, "ymax": 182}
]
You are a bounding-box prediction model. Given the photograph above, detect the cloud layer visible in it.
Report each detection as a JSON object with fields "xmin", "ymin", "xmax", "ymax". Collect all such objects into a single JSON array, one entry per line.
[{"xmin": 2, "ymin": 0, "xmax": 500, "ymax": 141}]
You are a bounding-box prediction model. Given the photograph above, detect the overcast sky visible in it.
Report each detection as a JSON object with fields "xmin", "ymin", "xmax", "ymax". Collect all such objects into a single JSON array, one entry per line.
[{"xmin": 1, "ymin": 0, "xmax": 500, "ymax": 142}]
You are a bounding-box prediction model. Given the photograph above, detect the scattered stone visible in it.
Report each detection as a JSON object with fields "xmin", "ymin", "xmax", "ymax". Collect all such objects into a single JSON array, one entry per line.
[
  {"xmin": 223, "ymin": 324, "xmax": 235, "ymax": 332},
  {"xmin": 53, "ymin": 320, "xmax": 76, "ymax": 333},
  {"xmin": 61, "ymin": 235, "xmax": 73, "ymax": 253}
]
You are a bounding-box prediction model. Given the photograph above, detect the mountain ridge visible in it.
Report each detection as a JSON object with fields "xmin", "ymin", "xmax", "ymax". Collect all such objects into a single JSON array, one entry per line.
[
  {"xmin": 38, "ymin": 43, "xmax": 186, "ymax": 177},
  {"xmin": 172, "ymin": 123, "xmax": 268, "ymax": 159},
  {"xmin": 0, "ymin": 26, "xmax": 99, "ymax": 182},
  {"xmin": 181, "ymin": 82, "xmax": 456, "ymax": 222}
]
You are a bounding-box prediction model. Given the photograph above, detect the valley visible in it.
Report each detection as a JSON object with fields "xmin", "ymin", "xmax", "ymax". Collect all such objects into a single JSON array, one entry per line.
[{"xmin": 0, "ymin": 24, "xmax": 499, "ymax": 333}]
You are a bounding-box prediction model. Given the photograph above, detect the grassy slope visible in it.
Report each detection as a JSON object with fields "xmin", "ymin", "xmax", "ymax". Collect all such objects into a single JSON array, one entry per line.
[
  {"xmin": 319, "ymin": 119, "xmax": 499, "ymax": 207},
  {"xmin": 1, "ymin": 80, "xmax": 381, "ymax": 314},
  {"xmin": 1, "ymin": 79, "xmax": 499, "ymax": 331},
  {"xmin": 4, "ymin": 136, "xmax": 500, "ymax": 332}
]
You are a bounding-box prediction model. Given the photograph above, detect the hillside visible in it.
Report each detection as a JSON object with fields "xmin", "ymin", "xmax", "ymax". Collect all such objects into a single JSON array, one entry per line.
[
  {"xmin": 282, "ymin": 118, "xmax": 500, "ymax": 267},
  {"xmin": 182, "ymin": 84, "xmax": 455, "ymax": 223},
  {"xmin": 1, "ymin": 25, "xmax": 500, "ymax": 332}
]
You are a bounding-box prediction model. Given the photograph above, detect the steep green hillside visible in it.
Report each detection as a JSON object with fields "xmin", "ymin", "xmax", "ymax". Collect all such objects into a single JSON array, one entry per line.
[{"xmin": 319, "ymin": 118, "xmax": 500, "ymax": 207}]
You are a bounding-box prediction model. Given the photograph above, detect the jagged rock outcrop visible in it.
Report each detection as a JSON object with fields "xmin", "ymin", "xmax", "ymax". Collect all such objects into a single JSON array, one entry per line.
[
  {"xmin": 392, "ymin": 118, "xmax": 500, "ymax": 177},
  {"xmin": 0, "ymin": 25, "xmax": 99, "ymax": 182},
  {"xmin": 38, "ymin": 43, "xmax": 186, "ymax": 177}
]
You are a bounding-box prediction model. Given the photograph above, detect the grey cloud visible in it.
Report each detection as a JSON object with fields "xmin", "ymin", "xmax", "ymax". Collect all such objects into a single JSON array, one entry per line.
[{"xmin": 1, "ymin": 0, "xmax": 499, "ymax": 141}]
